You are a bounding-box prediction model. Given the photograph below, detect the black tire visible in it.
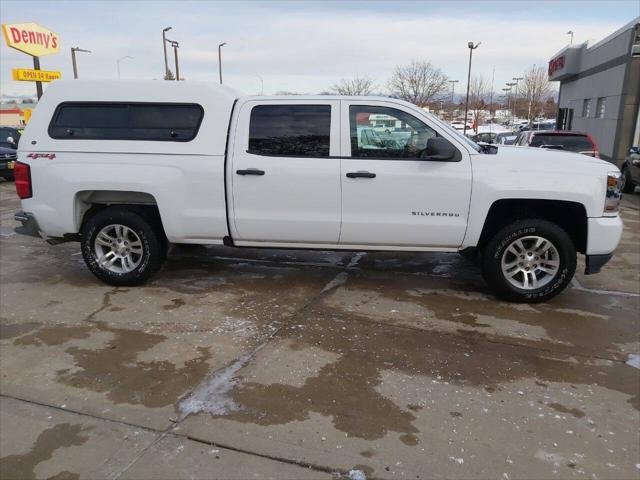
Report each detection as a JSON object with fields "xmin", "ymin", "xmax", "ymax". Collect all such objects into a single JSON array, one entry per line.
[
  {"xmin": 481, "ymin": 219, "xmax": 576, "ymax": 303},
  {"xmin": 621, "ymin": 166, "xmax": 635, "ymax": 194},
  {"xmin": 81, "ymin": 207, "xmax": 164, "ymax": 286},
  {"xmin": 1, "ymin": 172, "xmax": 14, "ymax": 181}
]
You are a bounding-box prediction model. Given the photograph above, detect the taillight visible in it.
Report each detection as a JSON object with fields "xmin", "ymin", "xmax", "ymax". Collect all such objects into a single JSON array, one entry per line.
[
  {"xmin": 14, "ymin": 162, "xmax": 32, "ymax": 199},
  {"xmin": 587, "ymin": 135, "xmax": 600, "ymax": 158}
]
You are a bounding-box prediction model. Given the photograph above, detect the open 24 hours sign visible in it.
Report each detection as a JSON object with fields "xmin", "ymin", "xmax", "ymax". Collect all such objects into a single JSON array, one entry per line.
[{"xmin": 12, "ymin": 68, "xmax": 61, "ymax": 82}]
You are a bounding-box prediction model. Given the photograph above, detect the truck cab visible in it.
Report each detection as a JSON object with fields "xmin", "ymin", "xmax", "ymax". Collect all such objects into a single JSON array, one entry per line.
[{"xmin": 13, "ymin": 81, "xmax": 624, "ymax": 303}]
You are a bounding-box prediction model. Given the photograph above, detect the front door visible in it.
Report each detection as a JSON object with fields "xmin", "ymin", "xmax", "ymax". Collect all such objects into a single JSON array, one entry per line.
[
  {"xmin": 339, "ymin": 101, "xmax": 472, "ymax": 248},
  {"xmin": 229, "ymin": 100, "xmax": 341, "ymax": 244}
]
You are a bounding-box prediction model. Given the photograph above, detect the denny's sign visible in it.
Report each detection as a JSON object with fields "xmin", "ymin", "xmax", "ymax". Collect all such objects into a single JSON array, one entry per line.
[{"xmin": 2, "ymin": 22, "xmax": 60, "ymax": 57}]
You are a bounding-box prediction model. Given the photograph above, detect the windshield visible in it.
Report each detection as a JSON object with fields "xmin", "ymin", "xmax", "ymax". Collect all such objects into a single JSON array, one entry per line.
[{"xmin": 425, "ymin": 113, "xmax": 481, "ymax": 152}]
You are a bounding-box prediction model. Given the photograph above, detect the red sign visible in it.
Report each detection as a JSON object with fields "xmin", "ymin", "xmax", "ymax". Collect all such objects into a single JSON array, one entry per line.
[{"xmin": 548, "ymin": 56, "xmax": 565, "ymax": 76}]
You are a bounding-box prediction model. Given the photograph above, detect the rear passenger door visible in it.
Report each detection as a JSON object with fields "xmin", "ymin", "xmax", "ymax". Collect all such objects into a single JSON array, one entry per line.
[{"xmin": 229, "ymin": 100, "xmax": 341, "ymax": 244}]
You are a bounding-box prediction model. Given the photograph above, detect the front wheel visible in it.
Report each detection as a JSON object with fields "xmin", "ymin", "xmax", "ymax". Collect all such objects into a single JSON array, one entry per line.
[
  {"xmin": 481, "ymin": 219, "xmax": 576, "ymax": 303},
  {"xmin": 81, "ymin": 207, "xmax": 164, "ymax": 286}
]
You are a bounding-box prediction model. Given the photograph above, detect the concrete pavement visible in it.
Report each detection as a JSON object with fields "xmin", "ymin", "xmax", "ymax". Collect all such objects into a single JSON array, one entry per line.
[{"xmin": 1, "ymin": 180, "xmax": 638, "ymax": 479}]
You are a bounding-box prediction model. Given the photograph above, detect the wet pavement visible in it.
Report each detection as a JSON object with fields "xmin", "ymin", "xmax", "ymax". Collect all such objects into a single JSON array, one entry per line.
[{"xmin": 0, "ymin": 180, "xmax": 639, "ymax": 479}]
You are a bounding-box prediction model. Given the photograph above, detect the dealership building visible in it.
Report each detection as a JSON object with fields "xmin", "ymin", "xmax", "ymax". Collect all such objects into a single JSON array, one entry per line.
[{"xmin": 549, "ymin": 17, "xmax": 640, "ymax": 165}]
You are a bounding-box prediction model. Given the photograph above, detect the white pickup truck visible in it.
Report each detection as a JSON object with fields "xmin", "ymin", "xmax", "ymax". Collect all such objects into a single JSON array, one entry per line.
[{"xmin": 13, "ymin": 81, "xmax": 623, "ymax": 302}]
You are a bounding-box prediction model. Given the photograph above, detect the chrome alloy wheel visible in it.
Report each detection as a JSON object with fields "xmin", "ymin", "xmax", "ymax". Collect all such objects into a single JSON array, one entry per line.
[
  {"xmin": 93, "ymin": 224, "xmax": 144, "ymax": 274},
  {"xmin": 500, "ymin": 236, "xmax": 560, "ymax": 290}
]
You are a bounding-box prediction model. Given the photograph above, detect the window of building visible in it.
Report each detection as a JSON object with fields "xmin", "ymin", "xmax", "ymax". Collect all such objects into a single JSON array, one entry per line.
[
  {"xmin": 248, "ymin": 104, "xmax": 331, "ymax": 157},
  {"xmin": 582, "ymin": 99, "xmax": 592, "ymax": 117},
  {"xmin": 49, "ymin": 102, "xmax": 204, "ymax": 141},
  {"xmin": 596, "ymin": 97, "xmax": 606, "ymax": 118},
  {"xmin": 349, "ymin": 105, "xmax": 446, "ymax": 159}
]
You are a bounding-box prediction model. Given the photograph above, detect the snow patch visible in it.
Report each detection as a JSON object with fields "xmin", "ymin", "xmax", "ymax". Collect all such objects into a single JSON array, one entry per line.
[
  {"xmin": 626, "ymin": 354, "xmax": 640, "ymax": 370},
  {"xmin": 321, "ymin": 272, "xmax": 349, "ymax": 293},
  {"xmin": 449, "ymin": 456, "xmax": 464, "ymax": 465},
  {"xmin": 178, "ymin": 351, "xmax": 253, "ymax": 418},
  {"xmin": 346, "ymin": 252, "xmax": 366, "ymax": 269},
  {"xmin": 346, "ymin": 470, "xmax": 367, "ymax": 480}
]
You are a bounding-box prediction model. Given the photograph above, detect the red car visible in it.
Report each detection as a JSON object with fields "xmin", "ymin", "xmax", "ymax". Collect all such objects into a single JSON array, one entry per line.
[{"xmin": 514, "ymin": 130, "xmax": 599, "ymax": 158}]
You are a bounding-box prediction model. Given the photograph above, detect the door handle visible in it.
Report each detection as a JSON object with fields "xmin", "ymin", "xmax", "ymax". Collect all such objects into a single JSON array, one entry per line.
[
  {"xmin": 236, "ymin": 169, "xmax": 265, "ymax": 176},
  {"xmin": 346, "ymin": 171, "xmax": 376, "ymax": 179}
]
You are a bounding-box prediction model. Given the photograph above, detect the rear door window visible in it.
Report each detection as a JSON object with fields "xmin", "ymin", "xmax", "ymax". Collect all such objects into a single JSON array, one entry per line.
[
  {"xmin": 248, "ymin": 104, "xmax": 331, "ymax": 157},
  {"xmin": 49, "ymin": 102, "xmax": 204, "ymax": 141}
]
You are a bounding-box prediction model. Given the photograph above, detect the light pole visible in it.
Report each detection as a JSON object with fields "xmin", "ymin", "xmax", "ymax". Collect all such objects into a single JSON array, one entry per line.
[
  {"xmin": 506, "ymin": 82, "xmax": 516, "ymax": 124},
  {"xmin": 162, "ymin": 27, "xmax": 172, "ymax": 79},
  {"xmin": 512, "ymin": 76, "xmax": 523, "ymax": 119},
  {"xmin": 256, "ymin": 74, "xmax": 264, "ymax": 95},
  {"xmin": 218, "ymin": 42, "xmax": 227, "ymax": 84},
  {"xmin": 116, "ymin": 55, "xmax": 133, "ymax": 79},
  {"xmin": 463, "ymin": 42, "xmax": 480, "ymax": 135},
  {"xmin": 71, "ymin": 47, "xmax": 91, "ymax": 79},
  {"xmin": 448, "ymin": 79, "xmax": 458, "ymax": 121},
  {"xmin": 171, "ymin": 41, "xmax": 180, "ymax": 81},
  {"xmin": 502, "ymin": 87, "xmax": 512, "ymax": 125},
  {"xmin": 567, "ymin": 30, "xmax": 574, "ymax": 45}
]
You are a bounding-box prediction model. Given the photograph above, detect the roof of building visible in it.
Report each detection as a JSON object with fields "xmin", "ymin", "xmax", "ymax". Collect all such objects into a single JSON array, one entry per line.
[{"xmin": 0, "ymin": 104, "xmax": 24, "ymax": 115}]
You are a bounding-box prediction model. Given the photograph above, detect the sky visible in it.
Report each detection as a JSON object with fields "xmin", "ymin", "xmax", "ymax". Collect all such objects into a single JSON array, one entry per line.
[{"xmin": 1, "ymin": 0, "xmax": 639, "ymax": 98}]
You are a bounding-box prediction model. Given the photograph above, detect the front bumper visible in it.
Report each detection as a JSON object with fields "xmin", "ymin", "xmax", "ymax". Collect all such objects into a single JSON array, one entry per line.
[
  {"xmin": 584, "ymin": 253, "xmax": 613, "ymax": 275},
  {"xmin": 14, "ymin": 210, "xmax": 41, "ymax": 238},
  {"xmin": 586, "ymin": 216, "xmax": 623, "ymax": 255}
]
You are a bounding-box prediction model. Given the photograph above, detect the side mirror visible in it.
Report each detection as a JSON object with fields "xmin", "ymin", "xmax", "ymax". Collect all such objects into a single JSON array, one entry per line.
[{"xmin": 423, "ymin": 137, "xmax": 457, "ymax": 161}]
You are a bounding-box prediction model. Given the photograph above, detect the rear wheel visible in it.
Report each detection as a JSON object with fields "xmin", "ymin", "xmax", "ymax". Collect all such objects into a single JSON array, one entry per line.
[
  {"xmin": 81, "ymin": 207, "xmax": 164, "ymax": 286},
  {"xmin": 621, "ymin": 166, "xmax": 635, "ymax": 194},
  {"xmin": 481, "ymin": 219, "xmax": 576, "ymax": 303}
]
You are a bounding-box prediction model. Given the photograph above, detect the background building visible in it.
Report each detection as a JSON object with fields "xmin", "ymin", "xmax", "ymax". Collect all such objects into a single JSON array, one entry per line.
[
  {"xmin": 549, "ymin": 17, "xmax": 640, "ymax": 165},
  {"xmin": 0, "ymin": 104, "xmax": 25, "ymax": 127}
]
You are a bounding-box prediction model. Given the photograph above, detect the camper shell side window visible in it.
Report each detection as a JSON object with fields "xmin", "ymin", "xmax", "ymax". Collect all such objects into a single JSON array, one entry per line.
[{"xmin": 48, "ymin": 102, "xmax": 204, "ymax": 142}]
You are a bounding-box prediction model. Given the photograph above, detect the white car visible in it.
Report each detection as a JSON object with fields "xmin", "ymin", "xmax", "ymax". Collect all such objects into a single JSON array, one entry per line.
[
  {"xmin": 13, "ymin": 80, "xmax": 623, "ymax": 302},
  {"xmin": 450, "ymin": 120, "xmax": 472, "ymax": 131}
]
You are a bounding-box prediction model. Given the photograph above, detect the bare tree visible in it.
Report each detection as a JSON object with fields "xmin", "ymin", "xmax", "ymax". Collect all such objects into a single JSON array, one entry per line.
[
  {"xmin": 521, "ymin": 65, "xmax": 552, "ymax": 124},
  {"xmin": 164, "ymin": 69, "xmax": 175, "ymax": 81},
  {"xmin": 468, "ymin": 75, "xmax": 489, "ymax": 130},
  {"xmin": 330, "ymin": 75, "xmax": 376, "ymax": 96},
  {"xmin": 388, "ymin": 60, "xmax": 449, "ymax": 107}
]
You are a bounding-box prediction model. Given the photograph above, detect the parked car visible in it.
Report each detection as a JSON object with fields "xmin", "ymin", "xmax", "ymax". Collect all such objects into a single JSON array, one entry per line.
[
  {"xmin": 621, "ymin": 146, "xmax": 640, "ymax": 193},
  {"xmin": 514, "ymin": 130, "xmax": 599, "ymax": 157},
  {"xmin": 471, "ymin": 132, "xmax": 497, "ymax": 144},
  {"xmin": 496, "ymin": 132, "xmax": 519, "ymax": 145},
  {"xmin": 13, "ymin": 80, "xmax": 623, "ymax": 302},
  {"xmin": 0, "ymin": 126, "xmax": 21, "ymax": 149},
  {"xmin": 450, "ymin": 120, "xmax": 472, "ymax": 131},
  {"xmin": 0, "ymin": 146, "xmax": 17, "ymax": 180}
]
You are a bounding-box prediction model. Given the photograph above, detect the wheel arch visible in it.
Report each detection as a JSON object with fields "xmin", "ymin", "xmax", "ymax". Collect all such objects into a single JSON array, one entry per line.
[
  {"xmin": 75, "ymin": 190, "xmax": 166, "ymax": 241},
  {"xmin": 477, "ymin": 199, "xmax": 588, "ymax": 254}
]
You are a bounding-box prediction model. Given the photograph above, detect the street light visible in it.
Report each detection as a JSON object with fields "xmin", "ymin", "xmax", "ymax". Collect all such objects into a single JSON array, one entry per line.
[
  {"xmin": 506, "ymin": 82, "xmax": 516, "ymax": 124},
  {"xmin": 448, "ymin": 79, "xmax": 459, "ymax": 121},
  {"xmin": 502, "ymin": 87, "xmax": 512, "ymax": 125},
  {"xmin": 512, "ymin": 76, "xmax": 523, "ymax": 119},
  {"xmin": 70, "ymin": 47, "xmax": 91, "ymax": 79},
  {"xmin": 256, "ymin": 74, "xmax": 264, "ymax": 95},
  {"xmin": 116, "ymin": 55, "xmax": 133, "ymax": 79},
  {"xmin": 162, "ymin": 27, "xmax": 172, "ymax": 79},
  {"xmin": 567, "ymin": 30, "xmax": 574, "ymax": 45},
  {"xmin": 218, "ymin": 42, "xmax": 227, "ymax": 84},
  {"xmin": 463, "ymin": 41, "xmax": 481, "ymax": 135}
]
